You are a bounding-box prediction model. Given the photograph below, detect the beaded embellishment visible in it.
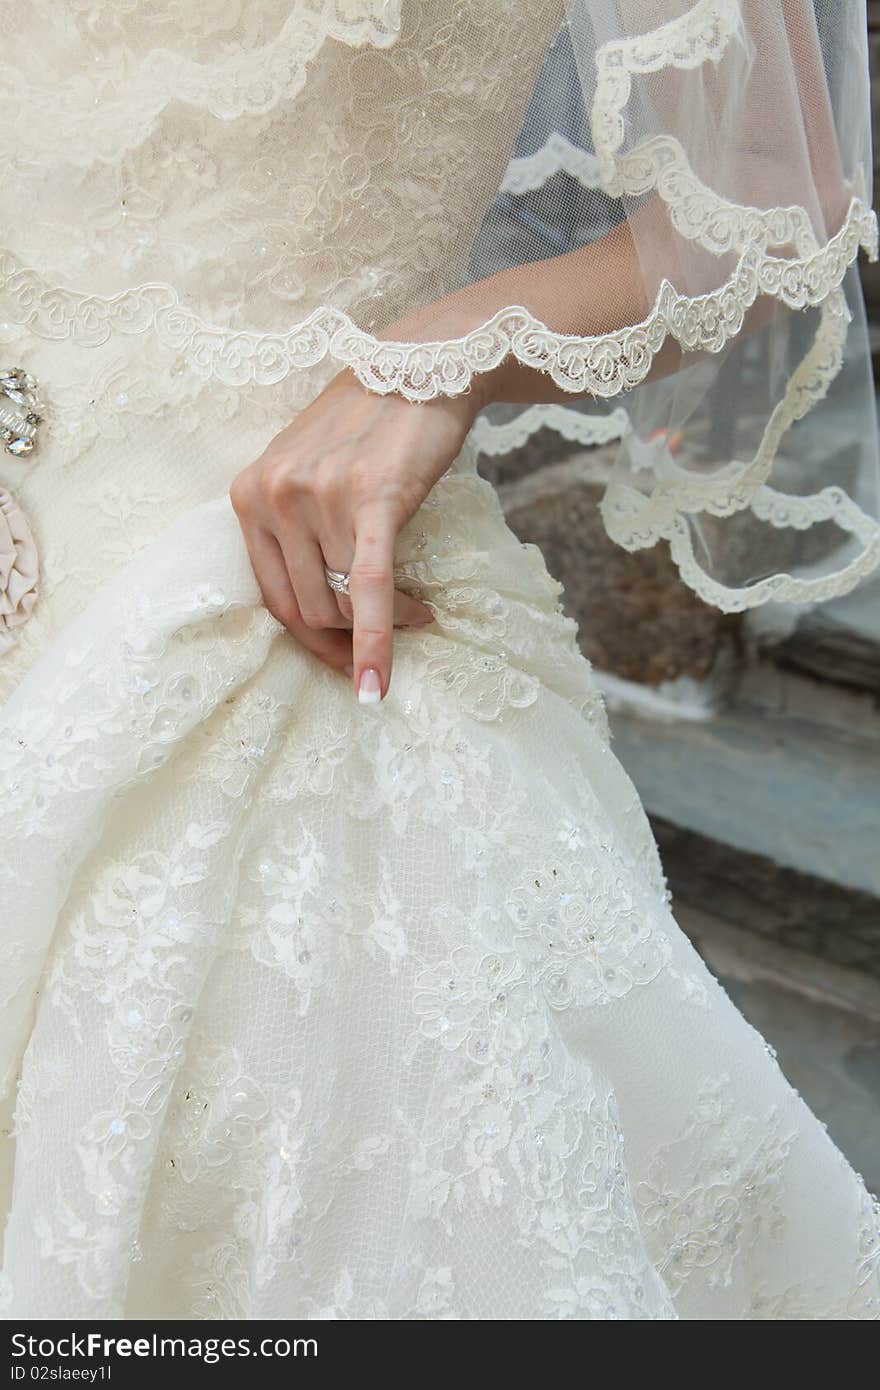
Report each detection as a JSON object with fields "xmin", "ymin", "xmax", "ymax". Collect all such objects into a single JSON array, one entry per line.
[{"xmin": 1, "ymin": 367, "xmax": 43, "ymax": 457}]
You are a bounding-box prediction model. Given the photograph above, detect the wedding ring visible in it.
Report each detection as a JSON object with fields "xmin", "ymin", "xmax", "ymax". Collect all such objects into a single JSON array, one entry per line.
[{"xmin": 323, "ymin": 564, "xmax": 351, "ymax": 597}]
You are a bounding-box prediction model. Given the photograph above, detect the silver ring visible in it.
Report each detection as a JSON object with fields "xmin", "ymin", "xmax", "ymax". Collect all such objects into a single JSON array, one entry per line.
[{"xmin": 323, "ymin": 564, "xmax": 351, "ymax": 597}]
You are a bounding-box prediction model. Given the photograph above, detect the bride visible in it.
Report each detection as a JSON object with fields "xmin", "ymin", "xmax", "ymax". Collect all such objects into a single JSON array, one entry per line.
[{"xmin": 1, "ymin": 0, "xmax": 879, "ymax": 1319}]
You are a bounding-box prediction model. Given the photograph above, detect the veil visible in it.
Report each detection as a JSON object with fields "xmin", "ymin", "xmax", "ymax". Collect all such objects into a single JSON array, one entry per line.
[
  {"xmin": 1, "ymin": 0, "xmax": 877, "ymax": 614},
  {"xmin": 460, "ymin": 0, "xmax": 880, "ymax": 612}
]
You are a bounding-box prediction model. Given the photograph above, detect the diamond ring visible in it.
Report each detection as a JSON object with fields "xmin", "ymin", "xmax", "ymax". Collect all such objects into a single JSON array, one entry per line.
[{"xmin": 323, "ymin": 564, "xmax": 351, "ymax": 598}]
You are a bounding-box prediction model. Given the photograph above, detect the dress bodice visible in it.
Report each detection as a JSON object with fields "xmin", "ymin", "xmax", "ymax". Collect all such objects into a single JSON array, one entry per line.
[{"xmin": 2, "ymin": 3, "xmax": 559, "ymax": 342}]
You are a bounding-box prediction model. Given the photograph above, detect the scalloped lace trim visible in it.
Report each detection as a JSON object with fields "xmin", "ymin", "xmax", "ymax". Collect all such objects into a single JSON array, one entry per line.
[
  {"xmin": 662, "ymin": 486, "xmax": 880, "ymax": 612},
  {"xmin": 470, "ymin": 404, "xmax": 629, "ymax": 457},
  {"xmin": 591, "ymin": 0, "xmax": 745, "ymax": 197},
  {"xmin": 1, "ymin": 197, "xmax": 874, "ymax": 402},
  {"xmin": 599, "ymin": 277, "xmax": 880, "ymax": 610},
  {"xmin": 500, "ymin": 132, "xmax": 604, "ymax": 196},
  {"xmin": 577, "ymin": 0, "xmax": 880, "ymax": 608},
  {"xmin": 6, "ymin": 1, "xmax": 403, "ymax": 166}
]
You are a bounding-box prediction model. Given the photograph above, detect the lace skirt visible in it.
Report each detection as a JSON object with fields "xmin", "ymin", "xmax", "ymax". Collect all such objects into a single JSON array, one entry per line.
[{"xmin": 0, "ymin": 402, "xmax": 878, "ymax": 1319}]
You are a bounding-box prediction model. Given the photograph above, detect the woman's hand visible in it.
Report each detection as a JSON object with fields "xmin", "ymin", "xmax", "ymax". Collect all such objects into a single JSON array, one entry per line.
[{"xmin": 230, "ymin": 366, "xmax": 483, "ymax": 703}]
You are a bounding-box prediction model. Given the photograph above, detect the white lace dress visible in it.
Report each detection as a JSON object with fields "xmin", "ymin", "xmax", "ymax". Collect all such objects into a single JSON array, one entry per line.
[{"xmin": 0, "ymin": 1, "xmax": 878, "ymax": 1320}]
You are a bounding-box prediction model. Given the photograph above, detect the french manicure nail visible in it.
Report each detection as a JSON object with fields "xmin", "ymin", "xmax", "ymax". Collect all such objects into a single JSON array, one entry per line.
[{"xmin": 358, "ymin": 667, "xmax": 382, "ymax": 705}]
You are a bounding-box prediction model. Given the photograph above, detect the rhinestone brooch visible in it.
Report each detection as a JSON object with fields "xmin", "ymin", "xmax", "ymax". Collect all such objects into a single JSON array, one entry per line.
[{"xmin": 0, "ymin": 367, "xmax": 43, "ymax": 457}]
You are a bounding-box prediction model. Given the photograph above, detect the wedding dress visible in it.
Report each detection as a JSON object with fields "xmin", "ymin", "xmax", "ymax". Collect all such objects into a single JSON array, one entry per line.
[{"xmin": 1, "ymin": 1, "xmax": 879, "ymax": 1320}]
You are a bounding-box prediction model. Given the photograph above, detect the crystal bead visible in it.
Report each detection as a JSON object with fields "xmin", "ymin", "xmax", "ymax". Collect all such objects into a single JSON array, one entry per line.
[{"xmin": 6, "ymin": 436, "xmax": 34, "ymax": 456}]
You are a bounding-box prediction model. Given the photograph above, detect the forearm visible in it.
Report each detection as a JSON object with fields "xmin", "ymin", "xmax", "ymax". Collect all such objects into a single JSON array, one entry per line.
[
  {"xmin": 387, "ymin": 219, "xmax": 652, "ymax": 410},
  {"xmin": 389, "ymin": 198, "xmax": 805, "ymax": 418},
  {"xmin": 383, "ymin": 206, "xmax": 710, "ymax": 417}
]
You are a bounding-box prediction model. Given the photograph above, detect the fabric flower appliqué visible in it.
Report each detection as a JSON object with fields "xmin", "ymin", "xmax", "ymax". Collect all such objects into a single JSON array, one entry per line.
[{"xmin": 0, "ymin": 487, "xmax": 38, "ymax": 651}]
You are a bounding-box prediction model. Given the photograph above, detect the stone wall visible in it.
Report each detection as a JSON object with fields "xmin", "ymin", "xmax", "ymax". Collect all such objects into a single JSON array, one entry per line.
[
  {"xmin": 864, "ymin": 2, "xmax": 880, "ymax": 320},
  {"xmin": 495, "ymin": 449, "xmax": 734, "ymax": 686}
]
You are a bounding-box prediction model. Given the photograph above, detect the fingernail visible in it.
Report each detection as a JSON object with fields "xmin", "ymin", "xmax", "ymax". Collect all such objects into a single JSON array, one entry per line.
[
  {"xmin": 344, "ymin": 663, "xmax": 354, "ymax": 677},
  {"xmin": 358, "ymin": 667, "xmax": 382, "ymax": 705}
]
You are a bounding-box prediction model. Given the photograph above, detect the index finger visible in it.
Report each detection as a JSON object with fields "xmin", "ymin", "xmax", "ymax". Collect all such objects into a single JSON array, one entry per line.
[{"xmin": 349, "ymin": 504, "xmax": 397, "ymax": 704}]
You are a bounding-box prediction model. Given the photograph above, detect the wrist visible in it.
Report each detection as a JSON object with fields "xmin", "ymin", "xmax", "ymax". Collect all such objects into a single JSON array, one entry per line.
[{"xmin": 381, "ymin": 290, "xmax": 510, "ymax": 420}]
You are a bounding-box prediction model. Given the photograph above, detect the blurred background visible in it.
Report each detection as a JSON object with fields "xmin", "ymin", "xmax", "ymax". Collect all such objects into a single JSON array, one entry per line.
[{"xmin": 476, "ymin": 4, "xmax": 880, "ymax": 1191}]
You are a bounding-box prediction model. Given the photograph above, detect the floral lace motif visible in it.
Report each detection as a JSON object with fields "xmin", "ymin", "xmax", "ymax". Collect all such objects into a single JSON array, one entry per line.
[
  {"xmin": 1, "ymin": 493, "xmax": 878, "ymax": 1317},
  {"xmin": 635, "ymin": 1077, "xmax": 795, "ymax": 1297},
  {"xmin": 750, "ymin": 1182, "xmax": 880, "ymax": 1320},
  {"xmin": 5, "ymin": 2, "xmax": 403, "ymax": 167},
  {"xmin": 0, "ymin": 485, "xmax": 682, "ymax": 1319},
  {"xmin": 613, "ymin": 135, "xmax": 823, "ymax": 258}
]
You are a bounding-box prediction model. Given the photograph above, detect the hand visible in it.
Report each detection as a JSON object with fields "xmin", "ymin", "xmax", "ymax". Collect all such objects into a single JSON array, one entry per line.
[{"xmin": 230, "ymin": 367, "xmax": 483, "ymax": 702}]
